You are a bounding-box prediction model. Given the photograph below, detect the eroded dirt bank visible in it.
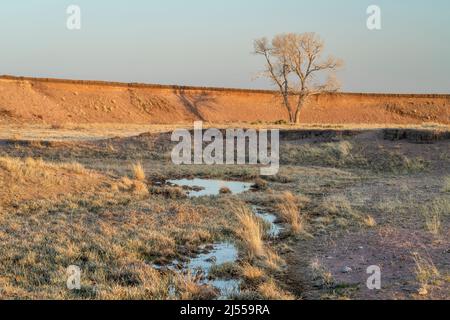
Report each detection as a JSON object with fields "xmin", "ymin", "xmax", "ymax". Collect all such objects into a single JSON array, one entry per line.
[{"xmin": 1, "ymin": 76, "xmax": 449, "ymax": 125}]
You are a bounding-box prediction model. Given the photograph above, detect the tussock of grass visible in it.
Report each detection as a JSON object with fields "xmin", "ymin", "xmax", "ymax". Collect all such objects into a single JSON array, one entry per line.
[
  {"xmin": 240, "ymin": 263, "xmax": 265, "ymax": 283},
  {"xmin": 115, "ymin": 176, "xmax": 149, "ymax": 196},
  {"xmin": 310, "ymin": 258, "xmax": 335, "ymax": 288},
  {"xmin": 276, "ymin": 192, "xmax": 304, "ymax": 234},
  {"xmin": 363, "ymin": 215, "xmax": 377, "ymax": 227},
  {"xmin": 130, "ymin": 180, "xmax": 149, "ymax": 196},
  {"xmin": 176, "ymin": 272, "xmax": 218, "ymax": 300},
  {"xmin": 252, "ymin": 178, "xmax": 268, "ymax": 190},
  {"xmin": 233, "ymin": 204, "xmax": 265, "ymax": 259},
  {"xmin": 421, "ymin": 197, "xmax": 449, "ymax": 236},
  {"xmin": 264, "ymin": 249, "xmax": 285, "ymax": 271},
  {"xmin": 131, "ymin": 162, "xmax": 146, "ymax": 181},
  {"xmin": 319, "ymin": 195, "xmax": 354, "ymax": 217},
  {"xmin": 209, "ymin": 262, "xmax": 239, "ymax": 279},
  {"xmin": 412, "ymin": 252, "xmax": 441, "ymax": 295},
  {"xmin": 257, "ymin": 279, "xmax": 294, "ymax": 300},
  {"xmin": 219, "ymin": 186, "xmax": 232, "ymax": 194},
  {"xmin": 316, "ymin": 195, "xmax": 365, "ymax": 228},
  {"xmin": 149, "ymin": 185, "xmax": 186, "ymax": 199}
]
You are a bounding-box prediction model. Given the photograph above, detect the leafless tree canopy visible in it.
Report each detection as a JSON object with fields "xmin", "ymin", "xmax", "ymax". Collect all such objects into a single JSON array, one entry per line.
[{"xmin": 254, "ymin": 33, "xmax": 343, "ymax": 123}]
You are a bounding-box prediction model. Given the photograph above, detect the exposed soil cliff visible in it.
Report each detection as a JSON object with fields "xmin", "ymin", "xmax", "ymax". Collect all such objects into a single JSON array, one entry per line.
[{"xmin": 1, "ymin": 76, "xmax": 449, "ymax": 125}]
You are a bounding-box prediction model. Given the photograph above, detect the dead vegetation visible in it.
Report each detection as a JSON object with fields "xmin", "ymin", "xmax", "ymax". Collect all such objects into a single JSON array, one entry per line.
[
  {"xmin": 275, "ymin": 192, "xmax": 305, "ymax": 234},
  {"xmin": 131, "ymin": 162, "xmax": 146, "ymax": 181},
  {"xmin": 412, "ymin": 252, "xmax": 441, "ymax": 296}
]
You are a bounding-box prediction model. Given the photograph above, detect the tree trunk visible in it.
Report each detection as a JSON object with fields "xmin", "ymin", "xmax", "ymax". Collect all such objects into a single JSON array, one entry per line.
[
  {"xmin": 282, "ymin": 95, "xmax": 294, "ymax": 123},
  {"xmin": 294, "ymin": 95, "xmax": 308, "ymax": 124},
  {"xmin": 294, "ymin": 108, "xmax": 301, "ymax": 124}
]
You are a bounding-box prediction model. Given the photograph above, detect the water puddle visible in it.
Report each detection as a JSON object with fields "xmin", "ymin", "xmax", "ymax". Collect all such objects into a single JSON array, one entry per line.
[
  {"xmin": 187, "ymin": 243, "xmax": 240, "ymax": 298},
  {"xmin": 167, "ymin": 178, "xmax": 252, "ymax": 197},
  {"xmin": 252, "ymin": 206, "xmax": 284, "ymax": 238},
  {"xmin": 154, "ymin": 242, "xmax": 240, "ymax": 299},
  {"xmin": 187, "ymin": 243, "xmax": 238, "ymax": 270}
]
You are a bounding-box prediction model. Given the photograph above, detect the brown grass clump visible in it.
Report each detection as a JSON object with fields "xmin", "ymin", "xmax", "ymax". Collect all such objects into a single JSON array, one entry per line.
[
  {"xmin": 233, "ymin": 204, "xmax": 265, "ymax": 259},
  {"xmin": 132, "ymin": 162, "xmax": 146, "ymax": 181},
  {"xmin": 363, "ymin": 215, "xmax": 377, "ymax": 227},
  {"xmin": 257, "ymin": 279, "xmax": 294, "ymax": 300},
  {"xmin": 241, "ymin": 263, "xmax": 265, "ymax": 282},
  {"xmin": 421, "ymin": 197, "xmax": 449, "ymax": 236},
  {"xmin": 219, "ymin": 186, "xmax": 232, "ymax": 194},
  {"xmin": 176, "ymin": 273, "xmax": 218, "ymax": 300},
  {"xmin": 131, "ymin": 180, "xmax": 149, "ymax": 196},
  {"xmin": 117, "ymin": 176, "xmax": 148, "ymax": 196},
  {"xmin": 264, "ymin": 249, "xmax": 285, "ymax": 271},
  {"xmin": 276, "ymin": 192, "xmax": 304, "ymax": 234},
  {"xmin": 318, "ymin": 194, "xmax": 363, "ymax": 227},
  {"xmin": 252, "ymin": 178, "xmax": 268, "ymax": 190},
  {"xmin": 150, "ymin": 186, "xmax": 186, "ymax": 199},
  {"xmin": 310, "ymin": 258, "xmax": 335, "ymax": 288},
  {"xmin": 412, "ymin": 252, "xmax": 441, "ymax": 296}
]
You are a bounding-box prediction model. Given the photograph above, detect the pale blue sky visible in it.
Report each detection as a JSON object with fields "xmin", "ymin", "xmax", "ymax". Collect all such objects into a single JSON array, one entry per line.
[{"xmin": 1, "ymin": 0, "xmax": 449, "ymax": 93}]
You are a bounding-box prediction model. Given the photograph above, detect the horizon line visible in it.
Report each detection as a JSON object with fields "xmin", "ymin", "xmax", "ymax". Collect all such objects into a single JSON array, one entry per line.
[{"xmin": 2, "ymin": 74, "xmax": 450, "ymax": 99}]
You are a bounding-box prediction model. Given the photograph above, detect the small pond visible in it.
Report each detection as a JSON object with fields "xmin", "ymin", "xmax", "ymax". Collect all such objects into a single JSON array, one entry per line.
[{"xmin": 167, "ymin": 178, "xmax": 252, "ymax": 197}]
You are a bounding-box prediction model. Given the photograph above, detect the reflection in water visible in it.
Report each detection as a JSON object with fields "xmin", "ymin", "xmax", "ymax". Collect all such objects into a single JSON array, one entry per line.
[
  {"xmin": 187, "ymin": 243, "xmax": 240, "ymax": 298},
  {"xmin": 153, "ymin": 242, "xmax": 240, "ymax": 299},
  {"xmin": 167, "ymin": 178, "xmax": 252, "ymax": 197}
]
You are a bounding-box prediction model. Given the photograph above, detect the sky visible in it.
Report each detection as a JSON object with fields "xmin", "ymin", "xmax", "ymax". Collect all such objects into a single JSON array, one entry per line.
[{"xmin": 0, "ymin": 0, "xmax": 449, "ymax": 93}]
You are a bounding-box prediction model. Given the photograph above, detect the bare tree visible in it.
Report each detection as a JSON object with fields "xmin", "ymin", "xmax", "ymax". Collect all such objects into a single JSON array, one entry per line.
[{"xmin": 254, "ymin": 33, "xmax": 343, "ymax": 124}]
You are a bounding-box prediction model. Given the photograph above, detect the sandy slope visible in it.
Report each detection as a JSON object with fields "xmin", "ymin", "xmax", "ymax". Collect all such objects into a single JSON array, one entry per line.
[{"xmin": 0, "ymin": 76, "xmax": 449, "ymax": 125}]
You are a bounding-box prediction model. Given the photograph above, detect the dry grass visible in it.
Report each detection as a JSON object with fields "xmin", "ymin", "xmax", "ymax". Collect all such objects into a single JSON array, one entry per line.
[
  {"xmin": 264, "ymin": 249, "xmax": 284, "ymax": 271},
  {"xmin": 424, "ymin": 212, "xmax": 441, "ymax": 236},
  {"xmin": 176, "ymin": 273, "xmax": 218, "ymax": 300},
  {"xmin": 257, "ymin": 280, "xmax": 294, "ymax": 300},
  {"xmin": 281, "ymin": 141, "xmax": 354, "ymax": 167},
  {"xmin": 115, "ymin": 176, "xmax": 148, "ymax": 196},
  {"xmin": 219, "ymin": 187, "xmax": 232, "ymax": 194},
  {"xmin": 240, "ymin": 263, "xmax": 264, "ymax": 282},
  {"xmin": 96, "ymin": 264, "xmax": 173, "ymax": 300},
  {"xmin": 0, "ymin": 156, "xmax": 99, "ymax": 207},
  {"xmin": 233, "ymin": 204, "xmax": 265, "ymax": 259},
  {"xmin": 281, "ymin": 140, "xmax": 428, "ymax": 174},
  {"xmin": 443, "ymin": 176, "xmax": 450, "ymax": 192},
  {"xmin": 2, "ymin": 123, "xmax": 450, "ymax": 142},
  {"xmin": 363, "ymin": 215, "xmax": 377, "ymax": 227},
  {"xmin": 131, "ymin": 162, "xmax": 146, "ymax": 181},
  {"xmin": 310, "ymin": 258, "xmax": 335, "ymax": 288},
  {"xmin": 412, "ymin": 252, "xmax": 441, "ymax": 295},
  {"xmin": 0, "ymin": 156, "xmax": 87, "ymax": 178},
  {"xmin": 421, "ymin": 197, "xmax": 449, "ymax": 236},
  {"xmin": 276, "ymin": 192, "xmax": 304, "ymax": 234},
  {"xmin": 1, "ymin": 125, "xmax": 448, "ymax": 300},
  {"xmin": 317, "ymin": 194, "xmax": 363, "ymax": 228}
]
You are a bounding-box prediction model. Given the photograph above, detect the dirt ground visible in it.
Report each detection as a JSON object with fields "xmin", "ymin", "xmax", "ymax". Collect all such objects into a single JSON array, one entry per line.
[{"xmin": 1, "ymin": 76, "xmax": 449, "ymax": 125}]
